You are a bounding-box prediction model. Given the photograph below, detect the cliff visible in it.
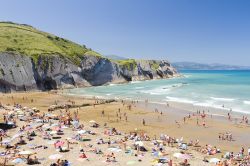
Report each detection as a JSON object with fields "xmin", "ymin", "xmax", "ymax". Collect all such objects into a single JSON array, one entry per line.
[{"xmin": 0, "ymin": 22, "xmax": 178, "ymax": 92}]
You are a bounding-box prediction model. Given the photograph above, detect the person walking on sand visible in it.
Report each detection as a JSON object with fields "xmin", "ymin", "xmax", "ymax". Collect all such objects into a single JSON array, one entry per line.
[
  {"xmin": 196, "ymin": 118, "xmax": 199, "ymax": 126},
  {"xmin": 142, "ymin": 119, "xmax": 145, "ymax": 126},
  {"xmin": 175, "ymin": 120, "xmax": 180, "ymax": 128},
  {"xmin": 202, "ymin": 120, "xmax": 206, "ymax": 127}
]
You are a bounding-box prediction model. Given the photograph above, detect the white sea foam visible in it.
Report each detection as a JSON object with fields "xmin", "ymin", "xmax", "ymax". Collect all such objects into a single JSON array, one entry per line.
[
  {"xmin": 165, "ymin": 96, "xmax": 197, "ymax": 104},
  {"xmin": 243, "ymin": 100, "xmax": 250, "ymax": 105},
  {"xmin": 210, "ymin": 97, "xmax": 235, "ymax": 102},
  {"xmin": 130, "ymin": 81, "xmax": 142, "ymax": 84},
  {"xmin": 194, "ymin": 102, "xmax": 213, "ymax": 107},
  {"xmin": 134, "ymin": 87, "xmax": 144, "ymax": 89},
  {"xmin": 184, "ymin": 75, "xmax": 192, "ymax": 78},
  {"xmin": 140, "ymin": 82, "xmax": 188, "ymax": 95}
]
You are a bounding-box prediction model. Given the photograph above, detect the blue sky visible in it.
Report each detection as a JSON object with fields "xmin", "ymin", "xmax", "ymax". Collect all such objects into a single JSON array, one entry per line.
[{"xmin": 0, "ymin": 0, "xmax": 250, "ymax": 65}]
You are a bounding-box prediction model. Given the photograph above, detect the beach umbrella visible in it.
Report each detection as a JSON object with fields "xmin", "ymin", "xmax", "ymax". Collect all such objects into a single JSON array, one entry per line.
[
  {"xmin": 159, "ymin": 157, "xmax": 168, "ymax": 160},
  {"xmin": 47, "ymin": 141, "xmax": 55, "ymax": 145},
  {"xmin": 61, "ymin": 126, "xmax": 68, "ymax": 129},
  {"xmin": 11, "ymin": 133, "xmax": 23, "ymax": 140},
  {"xmin": 209, "ymin": 158, "xmax": 220, "ymax": 163},
  {"xmin": 55, "ymin": 141, "xmax": 64, "ymax": 148},
  {"xmin": 49, "ymin": 154, "xmax": 62, "ymax": 160},
  {"xmin": 14, "ymin": 108, "xmax": 21, "ymax": 111},
  {"xmin": 89, "ymin": 120, "xmax": 96, "ymax": 123},
  {"xmin": 156, "ymin": 140, "xmax": 163, "ymax": 143},
  {"xmin": 1, "ymin": 139, "xmax": 11, "ymax": 144},
  {"xmin": 51, "ymin": 123, "xmax": 59, "ymax": 127},
  {"xmin": 42, "ymin": 124, "xmax": 50, "ymax": 129},
  {"xmin": 108, "ymin": 147, "xmax": 122, "ymax": 152},
  {"xmin": 72, "ymin": 121, "xmax": 79, "ymax": 128},
  {"xmin": 77, "ymin": 130, "xmax": 86, "ymax": 134},
  {"xmin": 8, "ymin": 111, "xmax": 15, "ymax": 115},
  {"xmin": 25, "ymin": 126, "xmax": 33, "ymax": 131},
  {"xmin": 173, "ymin": 152, "xmax": 182, "ymax": 158},
  {"xmin": 11, "ymin": 158, "xmax": 25, "ymax": 164},
  {"xmin": 179, "ymin": 154, "xmax": 191, "ymax": 160},
  {"xmin": 16, "ymin": 110, "xmax": 24, "ymax": 114},
  {"xmin": 19, "ymin": 150, "xmax": 34, "ymax": 155},
  {"xmin": 34, "ymin": 119, "xmax": 43, "ymax": 123},
  {"xmin": 135, "ymin": 141, "xmax": 144, "ymax": 147},
  {"xmin": 7, "ymin": 121, "xmax": 14, "ymax": 125},
  {"xmin": 50, "ymin": 131, "xmax": 57, "ymax": 135},
  {"xmin": 53, "ymin": 126, "xmax": 61, "ymax": 131}
]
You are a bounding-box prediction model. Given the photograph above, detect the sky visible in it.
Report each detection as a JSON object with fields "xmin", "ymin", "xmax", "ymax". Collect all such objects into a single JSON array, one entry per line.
[{"xmin": 0, "ymin": 0, "xmax": 250, "ymax": 65}]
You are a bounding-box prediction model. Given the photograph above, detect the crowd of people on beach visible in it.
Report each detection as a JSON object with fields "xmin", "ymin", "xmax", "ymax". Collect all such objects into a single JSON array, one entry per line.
[{"xmin": 0, "ymin": 97, "xmax": 249, "ymax": 165}]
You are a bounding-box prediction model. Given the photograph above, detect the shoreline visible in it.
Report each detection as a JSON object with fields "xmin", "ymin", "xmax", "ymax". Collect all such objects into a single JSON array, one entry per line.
[
  {"xmin": 63, "ymin": 89, "xmax": 250, "ymax": 118},
  {"xmin": 0, "ymin": 91, "xmax": 249, "ymax": 165}
]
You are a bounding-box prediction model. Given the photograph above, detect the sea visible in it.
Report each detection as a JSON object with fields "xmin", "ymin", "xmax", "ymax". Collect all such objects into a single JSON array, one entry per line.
[{"xmin": 67, "ymin": 70, "xmax": 250, "ymax": 114}]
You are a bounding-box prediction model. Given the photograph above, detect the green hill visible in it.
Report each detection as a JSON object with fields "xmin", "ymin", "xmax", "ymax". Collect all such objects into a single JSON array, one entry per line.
[{"xmin": 0, "ymin": 22, "xmax": 101, "ymax": 65}]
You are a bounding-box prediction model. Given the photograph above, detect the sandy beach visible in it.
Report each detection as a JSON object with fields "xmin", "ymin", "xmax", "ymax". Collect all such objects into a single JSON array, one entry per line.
[{"xmin": 0, "ymin": 91, "xmax": 249, "ymax": 166}]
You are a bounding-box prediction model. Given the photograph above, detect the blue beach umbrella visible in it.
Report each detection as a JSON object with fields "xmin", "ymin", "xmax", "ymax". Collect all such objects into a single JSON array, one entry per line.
[{"xmin": 12, "ymin": 158, "xmax": 25, "ymax": 164}]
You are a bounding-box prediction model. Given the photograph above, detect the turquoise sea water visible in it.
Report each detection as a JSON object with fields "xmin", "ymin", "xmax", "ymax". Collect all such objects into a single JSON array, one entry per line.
[{"xmin": 67, "ymin": 70, "xmax": 250, "ymax": 114}]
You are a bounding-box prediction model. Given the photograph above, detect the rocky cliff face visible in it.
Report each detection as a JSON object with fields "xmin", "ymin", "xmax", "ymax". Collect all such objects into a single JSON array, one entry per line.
[{"xmin": 0, "ymin": 52, "xmax": 178, "ymax": 93}]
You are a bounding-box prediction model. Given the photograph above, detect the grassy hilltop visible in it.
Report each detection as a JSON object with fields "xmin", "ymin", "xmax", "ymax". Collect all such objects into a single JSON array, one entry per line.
[
  {"xmin": 0, "ymin": 22, "xmax": 102, "ymax": 65},
  {"xmin": 0, "ymin": 22, "xmax": 161, "ymax": 70}
]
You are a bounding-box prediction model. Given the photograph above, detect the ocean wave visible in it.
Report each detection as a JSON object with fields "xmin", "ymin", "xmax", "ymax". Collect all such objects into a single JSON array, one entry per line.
[
  {"xmin": 165, "ymin": 96, "xmax": 197, "ymax": 104},
  {"xmin": 142, "ymin": 87, "xmax": 171, "ymax": 95},
  {"xmin": 184, "ymin": 75, "xmax": 192, "ymax": 78},
  {"xmin": 130, "ymin": 81, "xmax": 142, "ymax": 84},
  {"xmin": 141, "ymin": 83, "xmax": 187, "ymax": 95},
  {"xmin": 243, "ymin": 100, "xmax": 250, "ymax": 105},
  {"xmin": 134, "ymin": 87, "xmax": 144, "ymax": 89},
  {"xmin": 210, "ymin": 97, "xmax": 235, "ymax": 102}
]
